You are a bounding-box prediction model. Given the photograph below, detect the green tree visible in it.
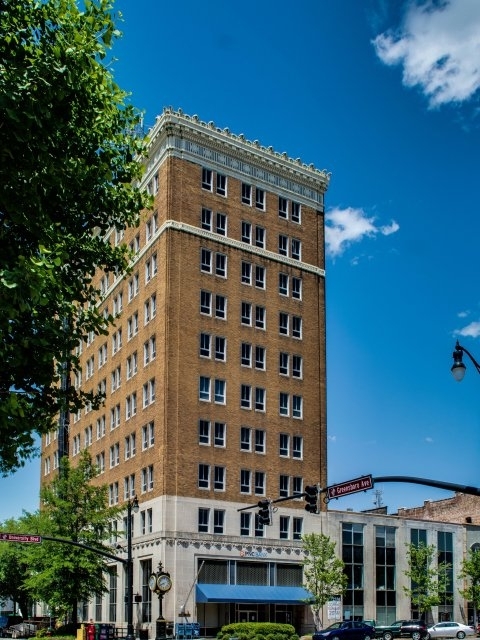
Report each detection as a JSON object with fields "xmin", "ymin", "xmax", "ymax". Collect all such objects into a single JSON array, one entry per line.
[
  {"xmin": 25, "ymin": 451, "xmax": 123, "ymax": 623},
  {"xmin": 0, "ymin": 0, "xmax": 151, "ymax": 474},
  {"xmin": 458, "ymin": 547, "xmax": 480, "ymax": 627},
  {"xmin": 302, "ymin": 532, "xmax": 347, "ymax": 630},
  {"xmin": 403, "ymin": 542, "xmax": 451, "ymax": 618}
]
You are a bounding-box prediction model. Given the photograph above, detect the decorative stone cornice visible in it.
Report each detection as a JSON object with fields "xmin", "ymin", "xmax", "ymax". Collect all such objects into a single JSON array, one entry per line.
[{"xmin": 143, "ymin": 107, "xmax": 330, "ymax": 209}]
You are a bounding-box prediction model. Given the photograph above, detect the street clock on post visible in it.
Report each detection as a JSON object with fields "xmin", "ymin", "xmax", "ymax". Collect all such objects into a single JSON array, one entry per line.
[
  {"xmin": 148, "ymin": 573, "xmax": 158, "ymax": 593},
  {"xmin": 156, "ymin": 572, "xmax": 172, "ymax": 594}
]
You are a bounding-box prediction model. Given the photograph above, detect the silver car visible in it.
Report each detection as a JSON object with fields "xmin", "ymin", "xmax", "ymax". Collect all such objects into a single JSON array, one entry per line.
[{"xmin": 427, "ymin": 623, "xmax": 475, "ymax": 639}]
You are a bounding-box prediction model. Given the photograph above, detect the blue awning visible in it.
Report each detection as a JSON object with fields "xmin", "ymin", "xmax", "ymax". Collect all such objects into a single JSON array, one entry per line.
[{"xmin": 196, "ymin": 584, "xmax": 312, "ymax": 604}]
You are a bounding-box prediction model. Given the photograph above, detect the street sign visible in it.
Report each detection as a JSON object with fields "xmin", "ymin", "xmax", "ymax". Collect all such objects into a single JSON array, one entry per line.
[
  {"xmin": 0, "ymin": 533, "xmax": 42, "ymax": 544},
  {"xmin": 326, "ymin": 475, "xmax": 373, "ymax": 500}
]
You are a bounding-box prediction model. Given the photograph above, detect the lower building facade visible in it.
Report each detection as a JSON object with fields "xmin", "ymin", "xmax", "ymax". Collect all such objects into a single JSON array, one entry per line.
[{"xmin": 77, "ymin": 502, "xmax": 480, "ymax": 636}]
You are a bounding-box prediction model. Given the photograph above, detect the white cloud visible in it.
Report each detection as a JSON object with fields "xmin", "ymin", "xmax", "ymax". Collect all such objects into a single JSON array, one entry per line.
[
  {"xmin": 425, "ymin": 437, "xmax": 434, "ymax": 444},
  {"xmin": 454, "ymin": 321, "xmax": 480, "ymax": 338},
  {"xmin": 373, "ymin": 0, "xmax": 480, "ymax": 107},
  {"xmin": 327, "ymin": 435, "xmax": 337, "ymax": 442},
  {"xmin": 325, "ymin": 206, "xmax": 399, "ymax": 257},
  {"xmin": 457, "ymin": 310, "xmax": 469, "ymax": 318}
]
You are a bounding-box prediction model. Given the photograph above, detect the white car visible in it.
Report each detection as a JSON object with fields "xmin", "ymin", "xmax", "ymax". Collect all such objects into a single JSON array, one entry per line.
[{"xmin": 427, "ymin": 623, "xmax": 475, "ymax": 639}]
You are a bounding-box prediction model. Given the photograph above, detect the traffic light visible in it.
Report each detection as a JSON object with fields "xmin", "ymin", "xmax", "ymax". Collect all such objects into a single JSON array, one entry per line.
[
  {"xmin": 304, "ymin": 485, "xmax": 319, "ymax": 513},
  {"xmin": 257, "ymin": 499, "xmax": 272, "ymax": 525}
]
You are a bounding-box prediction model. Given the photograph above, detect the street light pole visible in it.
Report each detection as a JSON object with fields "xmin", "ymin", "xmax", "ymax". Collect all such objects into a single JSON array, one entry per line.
[
  {"xmin": 451, "ymin": 340, "xmax": 480, "ymax": 381},
  {"xmin": 126, "ymin": 496, "xmax": 139, "ymax": 640}
]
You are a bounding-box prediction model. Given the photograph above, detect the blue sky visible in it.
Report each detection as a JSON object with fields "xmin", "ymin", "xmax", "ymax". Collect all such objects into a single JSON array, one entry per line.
[{"xmin": 2, "ymin": 0, "xmax": 480, "ymax": 521}]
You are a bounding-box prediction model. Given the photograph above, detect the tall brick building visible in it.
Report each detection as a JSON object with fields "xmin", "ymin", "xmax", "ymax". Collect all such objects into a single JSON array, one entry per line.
[{"xmin": 41, "ymin": 107, "xmax": 330, "ymax": 633}]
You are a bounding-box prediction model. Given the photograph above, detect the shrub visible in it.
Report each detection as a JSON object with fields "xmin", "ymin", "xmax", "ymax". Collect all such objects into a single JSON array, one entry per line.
[{"xmin": 217, "ymin": 622, "xmax": 298, "ymax": 640}]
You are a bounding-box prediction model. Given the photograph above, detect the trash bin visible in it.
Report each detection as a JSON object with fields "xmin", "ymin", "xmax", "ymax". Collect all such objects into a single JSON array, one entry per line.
[{"xmin": 139, "ymin": 630, "xmax": 148, "ymax": 640}]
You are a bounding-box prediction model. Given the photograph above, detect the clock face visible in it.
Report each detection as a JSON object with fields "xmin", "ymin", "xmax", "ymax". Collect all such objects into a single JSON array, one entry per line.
[
  {"xmin": 156, "ymin": 573, "xmax": 172, "ymax": 592},
  {"xmin": 148, "ymin": 574, "xmax": 158, "ymax": 591}
]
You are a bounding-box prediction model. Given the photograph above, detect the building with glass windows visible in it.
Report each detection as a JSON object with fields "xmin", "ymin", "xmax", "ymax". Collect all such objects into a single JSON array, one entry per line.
[{"xmin": 40, "ymin": 108, "xmax": 480, "ymax": 636}]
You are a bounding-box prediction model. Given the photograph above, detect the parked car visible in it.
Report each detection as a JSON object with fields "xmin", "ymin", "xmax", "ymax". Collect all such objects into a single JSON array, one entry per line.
[
  {"xmin": 313, "ymin": 621, "xmax": 376, "ymax": 640},
  {"xmin": 0, "ymin": 617, "xmax": 23, "ymax": 638},
  {"xmin": 427, "ymin": 623, "xmax": 475, "ymax": 639},
  {"xmin": 399, "ymin": 621, "xmax": 430, "ymax": 640},
  {"xmin": 374, "ymin": 621, "xmax": 408, "ymax": 640}
]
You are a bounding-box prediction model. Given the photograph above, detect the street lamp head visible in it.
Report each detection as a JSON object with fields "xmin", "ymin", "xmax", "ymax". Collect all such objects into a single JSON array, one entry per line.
[
  {"xmin": 451, "ymin": 341, "xmax": 466, "ymax": 382},
  {"xmin": 132, "ymin": 496, "xmax": 139, "ymax": 513}
]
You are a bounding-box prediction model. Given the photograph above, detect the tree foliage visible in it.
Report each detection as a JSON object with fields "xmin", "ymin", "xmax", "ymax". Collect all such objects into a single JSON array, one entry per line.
[
  {"xmin": 302, "ymin": 532, "xmax": 347, "ymax": 630},
  {"xmin": 25, "ymin": 451, "xmax": 123, "ymax": 622},
  {"xmin": 403, "ymin": 542, "xmax": 452, "ymax": 616},
  {"xmin": 458, "ymin": 547, "xmax": 480, "ymax": 625},
  {"xmin": 0, "ymin": 0, "xmax": 151, "ymax": 474}
]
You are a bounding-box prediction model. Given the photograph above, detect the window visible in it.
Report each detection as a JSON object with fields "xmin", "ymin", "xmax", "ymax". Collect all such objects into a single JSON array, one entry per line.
[
  {"xmin": 215, "ymin": 294, "xmax": 227, "ymax": 319},
  {"xmin": 279, "ymin": 273, "xmax": 289, "ymax": 296},
  {"xmin": 143, "ymin": 379, "xmax": 155, "ymax": 407},
  {"xmin": 241, "ymin": 183, "xmax": 252, "ymax": 205},
  {"xmin": 200, "ymin": 290, "xmax": 211, "ymax": 315},
  {"xmin": 126, "ymin": 352, "xmax": 138, "ymax": 379},
  {"xmin": 279, "ymin": 352, "xmax": 289, "ymax": 375},
  {"xmin": 198, "ymin": 420, "xmax": 210, "ymax": 445},
  {"xmin": 291, "ymin": 238, "xmax": 301, "ymax": 260},
  {"xmin": 279, "ymin": 197, "xmax": 288, "ymax": 219},
  {"xmin": 213, "ymin": 509, "xmax": 225, "ymax": 534},
  {"xmin": 240, "ymin": 512, "xmax": 251, "ymax": 536},
  {"xmin": 125, "ymin": 393, "xmax": 137, "ymax": 420},
  {"xmin": 141, "ymin": 465, "xmax": 154, "ymax": 492},
  {"xmin": 198, "ymin": 463, "xmax": 210, "ymax": 489},
  {"xmin": 279, "ymin": 433, "xmax": 289, "ymax": 457},
  {"xmin": 144, "ymin": 335, "xmax": 156, "ymax": 365},
  {"xmin": 112, "ymin": 329, "xmax": 122, "ymax": 354},
  {"xmin": 255, "ymin": 429, "xmax": 265, "ymax": 453},
  {"xmin": 241, "ymin": 221, "xmax": 252, "ymax": 244},
  {"xmin": 202, "ymin": 168, "xmax": 213, "ymax": 190},
  {"xmin": 201, "ymin": 248, "xmax": 212, "ymax": 273},
  {"xmin": 279, "ymin": 312, "xmax": 289, "ymax": 335},
  {"xmin": 110, "ymin": 404, "xmax": 121, "ymax": 429},
  {"xmin": 293, "ymin": 435, "xmax": 303, "ymax": 459},
  {"xmin": 215, "ymin": 336, "xmax": 226, "ymax": 361},
  {"xmin": 241, "ymin": 261, "xmax": 252, "ymax": 285},
  {"xmin": 240, "ymin": 469, "xmax": 251, "ymax": 494},
  {"xmin": 255, "ymin": 306, "xmax": 265, "ymax": 329},
  {"xmin": 255, "ymin": 387, "xmax": 265, "ymax": 411},
  {"xmin": 109, "ymin": 482, "xmax": 119, "ymax": 505},
  {"xmin": 111, "ymin": 366, "xmax": 121, "ymax": 392},
  {"xmin": 214, "ymin": 379, "xmax": 226, "ymax": 404},
  {"xmin": 292, "ymin": 277, "xmax": 302, "ymax": 300},
  {"xmin": 198, "ymin": 508, "xmax": 209, "ymax": 533},
  {"xmin": 145, "ymin": 254, "xmax": 157, "ymax": 283},
  {"xmin": 216, "ymin": 212, "xmax": 227, "ymax": 236},
  {"xmin": 142, "ymin": 422, "xmax": 155, "ymax": 449},
  {"xmin": 214, "ymin": 466, "xmax": 225, "ymax": 491},
  {"xmin": 241, "ymin": 384, "xmax": 251, "ymax": 409},
  {"xmin": 292, "ymin": 316, "xmax": 302, "ymax": 339},
  {"xmin": 146, "ymin": 212, "xmax": 158, "ymax": 241},
  {"xmin": 280, "ymin": 515, "xmax": 290, "ymax": 539},
  {"xmin": 293, "ymin": 517, "xmax": 303, "ymax": 540},
  {"xmin": 292, "ymin": 395, "xmax": 303, "ymax": 418},
  {"xmin": 84, "ymin": 425, "xmax": 92, "ymax": 447},
  {"xmin": 255, "ymin": 226, "xmax": 265, "ymax": 248},
  {"xmin": 128, "ymin": 273, "xmax": 139, "ymax": 301},
  {"xmin": 291, "ymin": 201, "xmax": 301, "ymax": 223},
  {"xmin": 278, "ymin": 235, "xmax": 288, "ymax": 256},
  {"xmin": 241, "ymin": 342, "xmax": 252, "ymax": 367},
  {"xmin": 199, "ymin": 376, "xmax": 210, "ymax": 401},
  {"xmin": 241, "ymin": 302, "xmax": 252, "ymax": 325},
  {"xmin": 255, "ymin": 265, "xmax": 265, "ymax": 289},
  {"xmin": 280, "ymin": 475, "xmax": 290, "ymax": 497},
  {"xmin": 292, "ymin": 355, "xmax": 303, "ymax": 378},
  {"xmin": 280, "ymin": 392, "xmax": 290, "ymax": 416},
  {"xmin": 144, "ymin": 294, "xmax": 156, "ymax": 324},
  {"xmin": 215, "ymin": 253, "xmax": 227, "ymax": 277},
  {"xmin": 240, "ymin": 426, "xmax": 251, "ymax": 451},
  {"xmin": 255, "ymin": 345, "xmax": 266, "ymax": 370},
  {"xmin": 201, "ymin": 207, "xmax": 212, "ymax": 231},
  {"xmin": 214, "ymin": 422, "xmax": 226, "ymax": 447},
  {"xmin": 124, "ymin": 474, "xmax": 135, "ymax": 500},
  {"xmin": 95, "ymin": 451, "xmax": 105, "ymax": 474},
  {"xmin": 96, "ymin": 415, "xmax": 106, "ymax": 440},
  {"xmin": 127, "ymin": 312, "xmax": 139, "ymax": 339},
  {"xmin": 255, "ymin": 188, "xmax": 265, "ymax": 210},
  {"xmin": 254, "ymin": 471, "xmax": 265, "ymax": 495},
  {"xmin": 110, "ymin": 442, "xmax": 120, "ymax": 468},
  {"xmin": 216, "ymin": 173, "xmax": 227, "ymax": 196},
  {"xmin": 293, "ymin": 476, "xmax": 303, "ymax": 495},
  {"xmin": 200, "ymin": 333, "xmax": 211, "ymax": 358}
]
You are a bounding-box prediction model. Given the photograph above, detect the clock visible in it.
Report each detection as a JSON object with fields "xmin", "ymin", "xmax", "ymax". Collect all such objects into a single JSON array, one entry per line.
[
  {"xmin": 156, "ymin": 572, "xmax": 172, "ymax": 593},
  {"xmin": 148, "ymin": 573, "xmax": 158, "ymax": 592}
]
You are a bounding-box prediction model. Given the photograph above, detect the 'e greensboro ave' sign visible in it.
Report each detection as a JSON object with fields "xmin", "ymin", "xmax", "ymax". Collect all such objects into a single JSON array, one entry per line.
[
  {"xmin": 1, "ymin": 533, "xmax": 42, "ymax": 543},
  {"xmin": 326, "ymin": 475, "xmax": 373, "ymax": 500}
]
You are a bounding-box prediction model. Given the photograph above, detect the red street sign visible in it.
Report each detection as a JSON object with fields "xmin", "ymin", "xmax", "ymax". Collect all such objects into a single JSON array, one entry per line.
[
  {"xmin": 0, "ymin": 533, "xmax": 42, "ymax": 544},
  {"xmin": 327, "ymin": 475, "xmax": 373, "ymax": 500}
]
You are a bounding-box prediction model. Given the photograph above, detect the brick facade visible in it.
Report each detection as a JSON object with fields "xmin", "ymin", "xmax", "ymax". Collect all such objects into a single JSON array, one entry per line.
[{"xmin": 397, "ymin": 493, "xmax": 480, "ymax": 525}]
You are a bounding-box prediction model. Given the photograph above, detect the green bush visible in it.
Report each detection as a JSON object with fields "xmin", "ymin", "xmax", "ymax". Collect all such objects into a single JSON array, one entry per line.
[{"xmin": 217, "ymin": 622, "xmax": 299, "ymax": 640}]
